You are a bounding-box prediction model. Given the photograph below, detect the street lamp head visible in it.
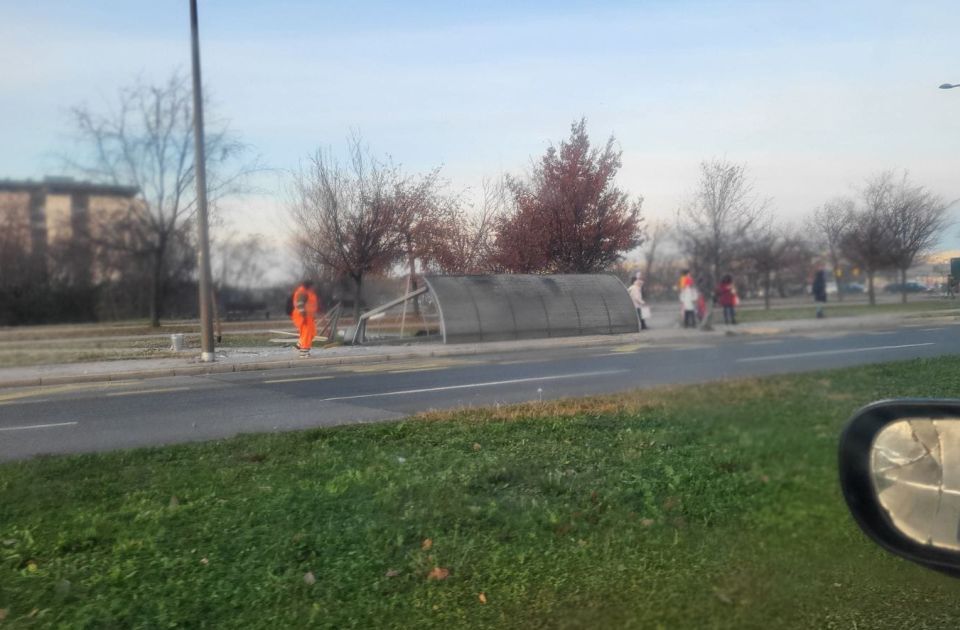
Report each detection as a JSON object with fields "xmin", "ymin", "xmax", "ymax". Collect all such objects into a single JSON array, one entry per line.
[{"xmin": 939, "ymin": 83, "xmax": 959, "ymax": 89}]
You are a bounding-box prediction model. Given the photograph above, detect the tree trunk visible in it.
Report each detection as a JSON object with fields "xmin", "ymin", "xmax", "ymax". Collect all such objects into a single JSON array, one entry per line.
[
  {"xmin": 148, "ymin": 247, "xmax": 165, "ymax": 328},
  {"xmin": 764, "ymin": 272, "xmax": 771, "ymax": 310},
  {"xmin": 867, "ymin": 271, "xmax": 876, "ymax": 306},
  {"xmin": 408, "ymin": 253, "xmax": 420, "ymax": 315},
  {"xmin": 900, "ymin": 267, "xmax": 908, "ymax": 304},
  {"xmin": 352, "ymin": 274, "xmax": 363, "ymax": 323},
  {"xmin": 834, "ymin": 267, "xmax": 844, "ymax": 303}
]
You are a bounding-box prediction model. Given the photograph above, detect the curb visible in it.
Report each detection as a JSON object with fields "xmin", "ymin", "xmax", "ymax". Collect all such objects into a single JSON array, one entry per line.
[
  {"xmin": 0, "ymin": 313, "xmax": 938, "ymax": 390},
  {"xmin": 0, "ymin": 330, "xmax": 712, "ymax": 390}
]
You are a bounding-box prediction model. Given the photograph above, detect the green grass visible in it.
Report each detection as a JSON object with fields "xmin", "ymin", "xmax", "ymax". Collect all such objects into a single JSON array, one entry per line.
[
  {"xmin": 736, "ymin": 299, "xmax": 960, "ymax": 323},
  {"xmin": 4, "ymin": 359, "xmax": 960, "ymax": 628},
  {"xmin": 0, "ymin": 342, "xmax": 178, "ymax": 368}
]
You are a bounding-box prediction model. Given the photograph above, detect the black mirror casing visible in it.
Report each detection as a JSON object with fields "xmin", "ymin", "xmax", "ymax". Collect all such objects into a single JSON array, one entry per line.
[{"xmin": 839, "ymin": 399, "xmax": 960, "ymax": 577}]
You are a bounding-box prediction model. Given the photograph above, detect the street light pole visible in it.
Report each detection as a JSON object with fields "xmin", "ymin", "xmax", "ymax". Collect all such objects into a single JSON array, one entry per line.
[
  {"xmin": 189, "ymin": 0, "xmax": 216, "ymax": 362},
  {"xmin": 939, "ymin": 83, "xmax": 960, "ymax": 89}
]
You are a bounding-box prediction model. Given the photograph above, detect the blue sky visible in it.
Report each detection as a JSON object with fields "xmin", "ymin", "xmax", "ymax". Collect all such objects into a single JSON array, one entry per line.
[{"xmin": 3, "ymin": 0, "xmax": 960, "ymax": 256}]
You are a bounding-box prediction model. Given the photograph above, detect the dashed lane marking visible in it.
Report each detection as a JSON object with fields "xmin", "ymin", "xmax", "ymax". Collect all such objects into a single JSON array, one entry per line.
[
  {"xmin": 334, "ymin": 359, "xmax": 462, "ymax": 374},
  {"xmin": 105, "ymin": 386, "xmax": 192, "ymax": 398},
  {"xmin": 497, "ymin": 358, "xmax": 550, "ymax": 365},
  {"xmin": 0, "ymin": 398, "xmax": 51, "ymax": 407},
  {"xmin": 263, "ymin": 375, "xmax": 336, "ymax": 384},
  {"xmin": 0, "ymin": 381, "xmax": 132, "ymax": 404},
  {"xmin": 0, "ymin": 421, "xmax": 78, "ymax": 432},
  {"xmin": 610, "ymin": 344, "xmax": 646, "ymax": 353},
  {"xmin": 320, "ymin": 369, "xmax": 629, "ymax": 402}
]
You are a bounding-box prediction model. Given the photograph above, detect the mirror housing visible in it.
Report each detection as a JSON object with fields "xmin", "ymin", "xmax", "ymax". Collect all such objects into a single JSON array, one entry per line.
[{"xmin": 839, "ymin": 399, "xmax": 960, "ymax": 576}]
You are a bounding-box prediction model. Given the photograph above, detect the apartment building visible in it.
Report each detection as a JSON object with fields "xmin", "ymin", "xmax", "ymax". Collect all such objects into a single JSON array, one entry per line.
[{"xmin": 0, "ymin": 177, "xmax": 138, "ymax": 283}]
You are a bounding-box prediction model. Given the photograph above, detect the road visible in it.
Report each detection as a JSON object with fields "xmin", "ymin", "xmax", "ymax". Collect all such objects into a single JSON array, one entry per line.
[{"xmin": 1, "ymin": 321, "xmax": 957, "ymax": 461}]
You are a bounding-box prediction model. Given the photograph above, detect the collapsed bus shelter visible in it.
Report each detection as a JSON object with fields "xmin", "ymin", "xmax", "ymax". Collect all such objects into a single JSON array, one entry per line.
[{"xmin": 353, "ymin": 274, "xmax": 640, "ymax": 345}]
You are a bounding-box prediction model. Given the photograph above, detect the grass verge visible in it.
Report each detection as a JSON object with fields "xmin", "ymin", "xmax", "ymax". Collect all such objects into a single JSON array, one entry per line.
[
  {"xmin": 0, "ymin": 333, "xmax": 279, "ymax": 368},
  {"xmin": 736, "ymin": 299, "xmax": 959, "ymax": 323},
  {"xmin": 3, "ymin": 358, "xmax": 960, "ymax": 628}
]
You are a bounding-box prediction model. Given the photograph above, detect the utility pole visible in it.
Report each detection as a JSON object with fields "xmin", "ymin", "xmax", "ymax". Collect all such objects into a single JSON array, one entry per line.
[{"xmin": 189, "ymin": 0, "xmax": 216, "ymax": 362}]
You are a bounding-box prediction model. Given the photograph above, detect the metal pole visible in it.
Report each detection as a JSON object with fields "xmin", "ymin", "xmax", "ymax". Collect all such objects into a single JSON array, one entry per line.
[
  {"xmin": 189, "ymin": 0, "xmax": 216, "ymax": 362},
  {"xmin": 399, "ymin": 272, "xmax": 412, "ymax": 338}
]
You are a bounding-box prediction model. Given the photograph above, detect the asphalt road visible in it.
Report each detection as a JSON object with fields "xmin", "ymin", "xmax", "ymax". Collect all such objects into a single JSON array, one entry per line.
[{"xmin": 1, "ymin": 321, "xmax": 958, "ymax": 461}]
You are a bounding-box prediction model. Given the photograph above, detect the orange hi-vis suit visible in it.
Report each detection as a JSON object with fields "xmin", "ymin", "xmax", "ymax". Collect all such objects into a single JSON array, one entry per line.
[{"xmin": 291, "ymin": 284, "xmax": 320, "ymax": 350}]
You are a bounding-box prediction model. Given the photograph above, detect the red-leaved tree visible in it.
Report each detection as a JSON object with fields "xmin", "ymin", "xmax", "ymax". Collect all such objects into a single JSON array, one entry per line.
[{"xmin": 493, "ymin": 119, "xmax": 644, "ymax": 273}]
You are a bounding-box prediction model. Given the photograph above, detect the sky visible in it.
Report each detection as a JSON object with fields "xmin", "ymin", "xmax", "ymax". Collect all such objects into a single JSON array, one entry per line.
[{"xmin": 3, "ymin": 0, "xmax": 960, "ymax": 271}]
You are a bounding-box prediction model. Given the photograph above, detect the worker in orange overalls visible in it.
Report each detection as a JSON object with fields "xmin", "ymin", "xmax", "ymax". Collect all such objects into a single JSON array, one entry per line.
[{"xmin": 290, "ymin": 280, "xmax": 321, "ymax": 358}]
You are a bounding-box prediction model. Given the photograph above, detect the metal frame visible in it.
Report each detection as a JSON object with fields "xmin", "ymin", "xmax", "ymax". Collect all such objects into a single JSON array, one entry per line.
[
  {"xmin": 351, "ymin": 287, "xmax": 428, "ymax": 345},
  {"xmin": 320, "ymin": 303, "xmax": 342, "ymax": 340}
]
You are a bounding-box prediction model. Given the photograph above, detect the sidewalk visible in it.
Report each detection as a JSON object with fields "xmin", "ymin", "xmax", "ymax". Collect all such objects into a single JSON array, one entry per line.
[{"xmin": 0, "ymin": 311, "xmax": 950, "ymax": 389}]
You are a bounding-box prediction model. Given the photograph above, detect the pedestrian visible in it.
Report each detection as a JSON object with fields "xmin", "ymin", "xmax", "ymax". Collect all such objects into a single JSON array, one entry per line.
[
  {"xmin": 290, "ymin": 280, "xmax": 321, "ymax": 358},
  {"xmin": 679, "ymin": 270, "xmax": 697, "ymax": 329},
  {"xmin": 812, "ymin": 269, "xmax": 828, "ymax": 318},
  {"xmin": 715, "ymin": 274, "xmax": 738, "ymax": 325},
  {"xmin": 628, "ymin": 273, "xmax": 650, "ymax": 330}
]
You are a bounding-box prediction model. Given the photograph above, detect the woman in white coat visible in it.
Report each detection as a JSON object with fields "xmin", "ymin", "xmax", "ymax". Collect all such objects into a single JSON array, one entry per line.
[{"xmin": 628, "ymin": 273, "xmax": 649, "ymax": 330}]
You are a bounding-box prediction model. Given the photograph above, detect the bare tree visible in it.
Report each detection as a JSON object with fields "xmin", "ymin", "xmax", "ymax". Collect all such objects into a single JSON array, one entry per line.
[
  {"xmin": 842, "ymin": 177, "xmax": 896, "ymax": 306},
  {"xmin": 809, "ymin": 198, "xmax": 854, "ymax": 301},
  {"xmin": 743, "ymin": 225, "xmax": 781, "ymax": 311},
  {"xmin": 677, "ymin": 159, "xmax": 768, "ymax": 327},
  {"xmin": 881, "ymin": 172, "xmax": 951, "ymax": 303},
  {"xmin": 641, "ymin": 218, "xmax": 672, "ymax": 284},
  {"xmin": 744, "ymin": 223, "xmax": 813, "ymax": 309},
  {"xmin": 67, "ymin": 72, "xmax": 250, "ymax": 327},
  {"xmin": 290, "ymin": 139, "xmax": 411, "ymax": 320},
  {"xmin": 434, "ymin": 176, "xmax": 505, "ymax": 274},
  {"xmin": 213, "ymin": 232, "xmax": 274, "ymax": 292},
  {"xmin": 393, "ymin": 167, "xmax": 457, "ymax": 306}
]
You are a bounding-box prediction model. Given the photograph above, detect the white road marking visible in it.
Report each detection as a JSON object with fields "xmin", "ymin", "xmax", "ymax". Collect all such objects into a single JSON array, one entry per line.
[
  {"xmin": 499, "ymin": 358, "xmax": 549, "ymax": 364},
  {"xmin": 263, "ymin": 375, "xmax": 335, "ymax": 384},
  {"xmin": 106, "ymin": 386, "xmax": 191, "ymax": 397},
  {"xmin": 321, "ymin": 370, "xmax": 629, "ymax": 402},
  {"xmin": 0, "ymin": 398, "xmax": 51, "ymax": 407},
  {"xmin": 918, "ymin": 327, "xmax": 946, "ymax": 332},
  {"xmin": 0, "ymin": 421, "xmax": 78, "ymax": 432},
  {"xmin": 745, "ymin": 340, "xmax": 783, "ymax": 346},
  {"xmin": 737, "ymin": 342, "xmax": 935, "ymax": 363},
  {"xmin": 864, "ymin": 331, "xmax": 897, "ymax": 335},
  {"xmin": 387, "ymin": 367, "xmax": 446, "ymax": 374}
]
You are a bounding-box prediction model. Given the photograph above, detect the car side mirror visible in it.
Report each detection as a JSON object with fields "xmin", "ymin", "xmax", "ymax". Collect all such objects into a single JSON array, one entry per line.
[{"xmin": 839, "ymin": 400, "xmax": 960, "ymax": 576}]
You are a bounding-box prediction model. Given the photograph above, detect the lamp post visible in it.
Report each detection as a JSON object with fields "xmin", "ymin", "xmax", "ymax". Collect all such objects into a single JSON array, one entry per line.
[
  {"xmin": 189, "ymin": 0, "xmax": 216, "ymax": 362},
  {"xmin": 939, "ymin": 83, "xmax": 960, "ymax": 89}
]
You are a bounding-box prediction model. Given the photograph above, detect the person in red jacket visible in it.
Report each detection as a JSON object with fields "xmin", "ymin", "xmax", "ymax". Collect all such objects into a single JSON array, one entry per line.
[
  {"xmin": 290, "ymin": 281, "xmax": 321, "ymax": 358},
  {"xmin": 715, "ymin": 274, "xmax": 738, "ymax": 325}
]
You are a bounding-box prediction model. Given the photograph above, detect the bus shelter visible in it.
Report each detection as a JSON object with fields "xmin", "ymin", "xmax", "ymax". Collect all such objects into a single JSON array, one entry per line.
[{"xmin": 353, "ymin": 274, "xmax": 639, "ymax": 344}]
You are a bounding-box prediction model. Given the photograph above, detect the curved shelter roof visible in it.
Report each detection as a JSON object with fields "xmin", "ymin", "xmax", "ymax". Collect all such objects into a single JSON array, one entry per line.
[{"xmin": 421, "ymin": 274, "xmax": 639, "ymax": 344}]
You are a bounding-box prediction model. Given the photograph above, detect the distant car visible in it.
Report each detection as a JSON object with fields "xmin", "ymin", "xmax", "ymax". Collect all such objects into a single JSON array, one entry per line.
[
  {"xmin": 840, "ymin": 282, "xmax": 865, "ymax": 294},
  {"xmin": 884, "ymin": 282, "xmax": 929, "ymax": 293}
]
